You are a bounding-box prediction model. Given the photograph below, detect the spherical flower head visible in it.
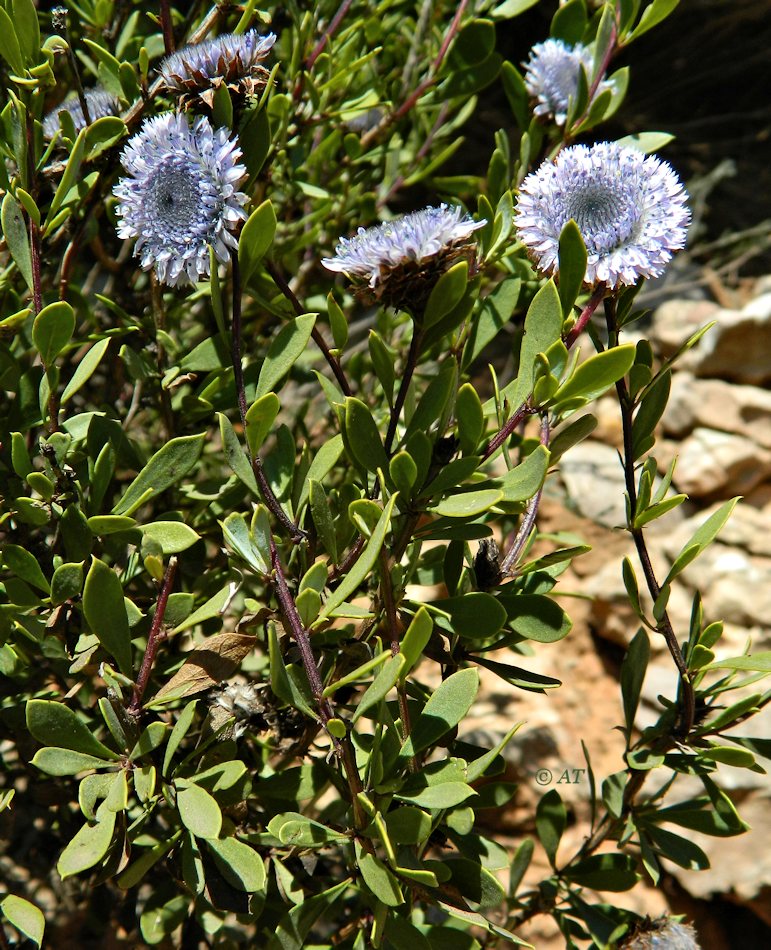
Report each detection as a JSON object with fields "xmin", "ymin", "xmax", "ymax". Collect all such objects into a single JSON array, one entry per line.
[
  {"xmin": 43, "ymin": 88, "xmax": 120, "ymax": 140},
  {"xmin": 159, "ymin": 30, "xmax": 277, "ymax": 109},
  {"xmin": 322, "ymin": 205, "xmax": 486, "ymax": 316},
  {"xmin": 620, "ymin": 917, "xmax": 701, "ymax": 950},
  {"xmin": 514, "ymin": 142, "xmax": 690, "ymax": 289},
  {"xmin": 113, "ymin": 112, "xmax": 248, "ymax": 287},
  {"xmin": 523, "ymin": 39, "xmax": 613, "ymax": 127}
]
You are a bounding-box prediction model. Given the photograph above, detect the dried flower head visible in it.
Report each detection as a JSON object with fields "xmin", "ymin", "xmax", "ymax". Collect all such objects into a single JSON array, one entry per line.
[
  {"xmin": 523, "ymin": 38, "xmax": 613, "ymax": 126},
  {"xmin": 514, "ymin": 142, "xmax": 690, "ymax": 288},
  {"xmin": 113, "ymin": 112, "xmax": 248, "ymax": 287},
  {"xmin": 620, "ymin": 917, "xmax": 701, "ymax": 950},
  {"xmin": 42, "ymin": 88, "xmax": 120, "ymax": 140},
  {"xmin": 159, "ymin": 30, "xmax": 277, "ymax": 109},
  {"xmin": 322, "ymin": 204, "xmax": 485, "ymax": 315}
]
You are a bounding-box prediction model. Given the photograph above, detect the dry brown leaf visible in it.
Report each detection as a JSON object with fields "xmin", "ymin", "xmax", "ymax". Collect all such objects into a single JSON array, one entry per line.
[{"xmin": 153, "ymin": 633, "xmax": 257, "ymax": 701}]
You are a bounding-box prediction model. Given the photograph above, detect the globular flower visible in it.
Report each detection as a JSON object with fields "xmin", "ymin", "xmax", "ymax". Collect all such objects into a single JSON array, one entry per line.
[
  {"xmin": 523, "ymin": 38, "xmax": 613, "ymax": 127},
  {"xmin": 322, "ymin": 204, "xmax": 485, "ymax": 315},
  {"xmin": 620, "ymin": 917, "xmax": 701, "ymax": 950},
  {"xmin": 514, "ymin": 142, "xmax": 690, "ymax": 288},
  {"xmin": 113, "ymin": 112, "xmax": 248, "ymax": 287},
  {"xmin": 159, "ymin": 30, "xmax": 277, "ymax": 109},
  {"xmin": 42, "ymin": 88, "xmax": 120, "ymax": 140}
]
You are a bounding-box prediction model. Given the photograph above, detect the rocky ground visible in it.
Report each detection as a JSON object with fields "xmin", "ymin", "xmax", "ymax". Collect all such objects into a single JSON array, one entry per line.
[{"xmin": 464, "ymin": 277, "xmax": 771, "ymax": 948}]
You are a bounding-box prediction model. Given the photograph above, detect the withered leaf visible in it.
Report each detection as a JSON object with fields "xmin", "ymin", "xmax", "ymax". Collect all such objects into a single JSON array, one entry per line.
[{"xmin": 154, "ymin": 633, "xmax": 257, "ymax": 702}]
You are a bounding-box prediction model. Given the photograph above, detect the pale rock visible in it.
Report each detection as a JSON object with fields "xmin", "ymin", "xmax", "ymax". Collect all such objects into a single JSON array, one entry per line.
[
  {"xmin": 671, "ymin": 427, "xmax": 771, "ymax": 499},
  {"xmin": 686, "ymin": 294, "xmax": 771, "ymax": 384},
  {"xmin": 557, "ymin": 441, "xmax": 628, "ymax": 528},
  {"xmin": 646, "ymin": 299, "xmax": 721, "ymax": 357},
  {"xmin": 663, "ymin": 373, "xmax": 771, "ymax": 449}
]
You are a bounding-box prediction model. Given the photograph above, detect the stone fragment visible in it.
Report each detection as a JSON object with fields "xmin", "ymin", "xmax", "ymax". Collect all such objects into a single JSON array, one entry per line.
[
  {"xmin": 671, "ymin": 427, "xmax": 771, "ymax": 499},
  {"xmin": 663, "ymin": 373, "xmax": 771, "ymax": 449}
]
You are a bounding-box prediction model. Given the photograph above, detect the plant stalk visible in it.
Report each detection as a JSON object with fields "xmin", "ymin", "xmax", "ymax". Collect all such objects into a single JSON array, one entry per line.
[{"xmin": 129, "ymin": 556, "xmax": 178, "ymax": 713}]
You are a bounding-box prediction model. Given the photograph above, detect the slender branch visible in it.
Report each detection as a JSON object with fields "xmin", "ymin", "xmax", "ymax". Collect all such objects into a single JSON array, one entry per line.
[
  {"xmin": 129, "ymin": 556, "xmax": 178, "ymax": 713},
  {"xmin": 384, "ymin": 327, "xmax": 423, "ymax": 455},
  {"xmin": 159, "ymin": 0, "xmax": 176, "ymax": 55},
  {"xmin": 360, "ymin": 0, "xmax": 469, "ymax": 151},
  {"xmin": 270, "ymin": 535, "xmax": 366, "ymax": 827},
  {"xmin": 483, "ymin": 285, "xmax": 607, "ymax": 460},
  {"xmin": 305, "ymin": 0, "xmax": 353, "ymax": 71},
  {"xmin": 605, "ymin": 298, "xmax": 695, "ymax": 736},
  {"xmin": 150, "ymin": 274, "xmax": 175, "ymax": 441},
  {"xmin": 501, "ymin": 414, "xmax": 550, "ymax": 575},
  {"xmin": 229, "ymin": 254, "xmax": 306, "ymax": 542},
  {"xmin": 56, "ymin": 9, "xmax": 92, "ymax": 127},
  {"xmin": 266, "ymin": 260, "xmax": 352, "ymax": 397},
  {"xmin": 378, "ymin": 102, "xmax": 451, "ymax": 209}
]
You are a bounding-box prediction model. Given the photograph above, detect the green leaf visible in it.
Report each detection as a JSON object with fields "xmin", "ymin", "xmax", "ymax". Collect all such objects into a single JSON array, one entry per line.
[
  {"xmin": 551, "ymin": 344, "xmax": 636, "ymax": 407},
  {"xmin": 536, "ymin": 788, "xmax": 566, "ymax": 866},
  {"xmin": 309, "ymin": 480, "xmax": 338, "ymax": 562},
  {"xmin": 473, "ymin": 655, "xmax": 561, "ymax": 692},
  {"xmin": 239, "ymin": 199, "xmax": 277, "ymax": 285},
  {"xmin": 397, "ymin": 783, "xmax": 476, "ymax": 809},
  {"xmin": 221, "ymin": 512, "xmax": 269, "ymax": 574},
  {"xmin": 172, "ymin": 585, "xmax": 232, "ymax": 634},
  {"xmin": 274, "ymin": 814, "xmax": 349, "ymax": 848},
  {"xmin": 1, "ymin": 193, "xmax": 33, "ymax": 290},
  {"xmin": 423, "ymin": 260, "xmax": 468, "ymax": 329},
  {"xmin": 352, "ymin": 654, "xmax": 406, "ymax": 723},
  {"xmin": 401, "ymin": 668, "xmax": 479, "ymax": 758},
  {"xmin": 456, "ymin": 383, "xmax": 485, "ymax": 454},
  {"xmin": 3, "ymin": 544, "xmax": 50, "ymax": 592},
  {"xmin": 32, "ymin": 301, "xmax": 75, "ymax": 366},
  {"xmin": 26, "ymin": 700, "xmax": 118, "ymax": 760},
  {"xmin": 702, "ymin": 652, "xmax": 771, "ymax": 673},
  {"xmin": 113, "ymin": 434, "xmax": 205, "ymax": 516},
  {"xmin": 400, "ymin": 607, "xmax": 433, "ymax": 678},
  {"xmin": 45, "ymin": 128, "xmax": 86, "ymax": 229},
  {"xmin": 318, "ymin": 494, "xmax": 397, "ymax": 620},
  {"xmin": 621, "ymin": 628, "xmax": 649, "ymax": 734},
  {"xmin": 31, "ymin": 748, "xmax": 111, "ymax": 775},
  {"xmin": 162, "ymin": 699, "xmax": 197, "ymax": 776},
  {"xmin": 664, "ymin": 497, "xmax": 740, "ymax": 586},
  {"xmin": 245, "ymin": 392, "xmax": 280, "ymax": 456},
  {"xmin": 642, "ymin": 824, "xmax": 710, "ymax": 870},
  {"xmin": 327, "ymin": 293, "xmax": 348, "ymax": 349},
  {"xmin": 385, "ymin": 807, "xmax": 432, "ymax": 845},
  {"xmin": 565, "ymin": 853, "xmax": 639, "ymax": 891},
  {"xmin": 432, "ymin": 593, "xmax": 507, "ymax": 640},
  {"xmin": 58, "ymin": 806, "xmax": 116, "ymax": 878},
  {"xmin": 140, "ymin": 521, "xmax": 200, "ymax": 554},
  {"xmin": 464, "ymin": 275, "xmax": 520, "ymax": 368},
  {"xmin": 206, "ymin": 836, "xmax": 266, "ymax": 892},
  {"xmin": 1, "ymin": 895, "xmax": 45, "ymax": 947},
  {"xmin": 628, "ymin": 0, "xmax": 680, "ymax": 41},
  {"xmin": 176, "ymin": 781, "xmax": 222, "ymax": 839},
  {"xmin": 491, "ymin": 0, "xmax": 540, "ymax": 18},
  {"xmin": 0, "ymin": 7, "xmax": 25, "ymax": 74},
  {"xmin": 496, "ymin": 445, "xmax": 549, "ymax": 501},
  {"xmin": 557, "ymin": 220, "xmax": 588, "ymax": 315},
  {"xmin": 51, "ymin": 561, "xmax": 84, "ymax": 605},
  {"xmin": 82, "ymin": 557, "xmax": 133, "ymax": 676},
  {"xmin": 616, "ymin": 131, "xmax": 675, "ymax": 153},
  {"xmin": 256, "ymin": 314, "xmax": 316, "ymax": 398},
  {"xmin": 445, "ymin": 856, "xmax": 506, "ymax": 909},
  {"xmin": 432, "ymin": 488, "xmax": 502, "ymax": 518},
  {"xmin": 499, "ymin": 593, "xmax": 572, "ymax": 642},
  {"xmin": 265, "ymin": 879, "xmax": 349, "ymax": 950},
  {"xmin": 344, "ymin": 396, "xmax": 388, "ymax": 474},
  {"xmin": 219, "ymin": 411, "xmax": 259, "ymax": 494},
  {"xmin": 61, "ymin": 338, "xmax": 111, "ymax": 403},
  {"xmin": 498, "ymin": 279, "xmax": 563, "ymax": 412}
]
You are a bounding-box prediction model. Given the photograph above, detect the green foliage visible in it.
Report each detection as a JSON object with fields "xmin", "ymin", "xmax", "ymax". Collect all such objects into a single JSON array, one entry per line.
[{"xmin": 0, "ymin": 1, "xmax": 765, "ymax": 948}]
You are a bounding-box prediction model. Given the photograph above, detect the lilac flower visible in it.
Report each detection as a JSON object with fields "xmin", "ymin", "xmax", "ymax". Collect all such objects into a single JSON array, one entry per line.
[
  {"xmin": 113, "ymin": 112, "xmax": 248, "ymax": 287},
  {"xmin": 514, "ymin": 142, "xmax": 690, "ymax": 288},
  {"xmin": 523, "ymin": 39, "xmax": 613, "ymax": 126},
  {"xmin": 159, "ymin": 30, "xmax": 277, "ymax": 108},
  {"xmin": 42, "ymin": 88, "xmax": 120, "ymax": 140},
  {"xmin": 322, "ymin": 205, "xmax": 485, "ymax": 314}
]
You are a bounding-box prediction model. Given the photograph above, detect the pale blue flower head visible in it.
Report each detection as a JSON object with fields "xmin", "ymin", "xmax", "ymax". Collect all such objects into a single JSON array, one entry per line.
[
  {"xmin": 43, "ymin": 88, "xmax": 120, "ymax": 140},
  {"xmin": 113, "ymin": 112, "xmax": 248, "ymax": 287},
  {"xmin": 524, "ymin": 39, "xmax": 613, "ymax": 126},
  {"xmin": 515, "ymin": 142, "xmax": 690, "ymax": 288},
  {"xmin": 322, "ymin": 205, "xmax": 485, "ymax": 314},
  {"xmin": 621, "ymin": 917, "xmax": 700, "ymax": 950},
  {"xmin": 160, "ymin": 30, "xmax": 276, "ymax": 106}
]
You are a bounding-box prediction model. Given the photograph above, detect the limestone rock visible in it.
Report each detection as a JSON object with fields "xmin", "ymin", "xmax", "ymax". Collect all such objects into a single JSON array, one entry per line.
[
  {"xmin": 663, "ymin": 373, "xmax": 771, "ymax": 449},
  {"xmin": 671, "ymin": 427, "xmax": 771, "ymax": 499}
]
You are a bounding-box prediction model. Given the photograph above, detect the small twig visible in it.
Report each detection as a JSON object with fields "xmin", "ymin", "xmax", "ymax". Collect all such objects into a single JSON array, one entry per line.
[
  {"xmin": 230, "ymin": 254, "xmax": 306, "ymax": 542},
  {"xmin": 266, "ymin": 260, "xmax": 352, "ymax": 397},
  {"xmin": 483, "ymin": 285, "xmax": 607, "ymax": 460},
  {"xmin": 378, "ymin": 102, "xmax": 451, "ymax": 209},
  {"xmin": 159, "ymin": 0, "xmax": 176, "ymax": 55},
  {"xmin": 360, "ymin": 0, "xmax": 469, "ymax": 151},
  {"xmin": 150, "ymin": 274, "xmax": 175, "ymax": 441},
  {"xmin": 56, "ymin": 9, "xmax": 92, "ymax": 126},
  {"xmin": 384, "ymin": 327, "xmax": 423, "ymax": 455},
  {"xmin": 305, "ymin": 0, "xmax": 353, "ymax": 71},
  {"xmin": 129, "ymin": 556, "xmax": 178, "ymax": 713},
  {"xmin": 500, "ymin": 414, "xmax": 550, "ymax": 575},
  {"xmin": 605, "ymin": 297, "xmax": 695, "ymax": 737}
]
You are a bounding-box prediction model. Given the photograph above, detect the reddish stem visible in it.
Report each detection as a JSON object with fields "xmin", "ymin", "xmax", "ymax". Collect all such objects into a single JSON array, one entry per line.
[
  {"xmin": 130, "ymin": 556, "xmax": 178, "ymax": 713},
  {"xmin": 305, "ymin": 0, "xmax": 353, "ymax": 71}
]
